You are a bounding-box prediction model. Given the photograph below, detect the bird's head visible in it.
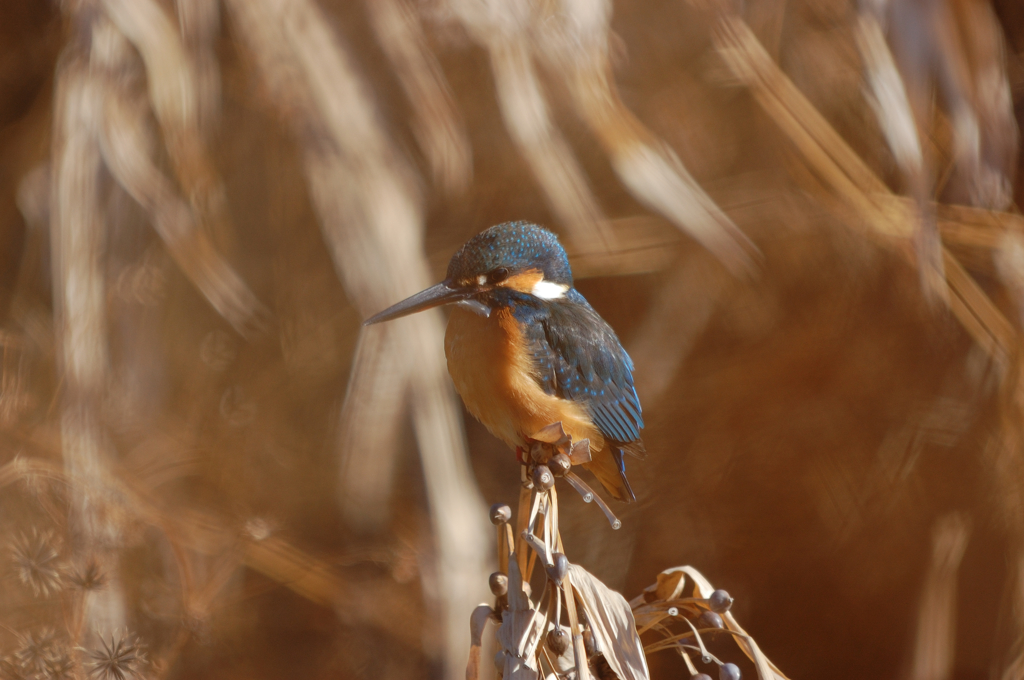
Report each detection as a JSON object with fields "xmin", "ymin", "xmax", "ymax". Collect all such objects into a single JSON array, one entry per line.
[{"xmin": 364, "ymin": 222, "xmax": 573, "ymax": 325}]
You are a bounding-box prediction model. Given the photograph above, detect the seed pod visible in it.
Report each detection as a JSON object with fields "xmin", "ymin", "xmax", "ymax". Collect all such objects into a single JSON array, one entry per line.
[
  {"xmin": 471, "ymin": 605, "xmax": 494, "ymax": 647},
  {"xmin": 545, "ymin": 553, "xmax": 569, "ymax": 584},
  {"xmin": 532, "ymin": 465, "xmax": 554, "ymax": 490},
  {"xmin": 583, "ymin": 629, "xmax": 597, "ymax": 657},
  {"xmin": 697, "ymin": 611, "xmax": 724, "ymax": 630},
  {"xmin": 489, "ymin": 572, "xmax": 508, "ymax": 596},
  {"xmin": 708, "ymin": 589, "xmax": 733, "ymax": 613},
  {"xmin": 691, "ymin": 675, "xmax": 713, "ymax": 680},
  {"xmin": 719, "ymin": 663, "xmax": 741, "ymax": 680},
  {"xmin": 494, "ymin": 593, "xmax": 508, "ymax": 611},
  {"xmin": 546, "ymin": 628, "xmax": 570, "ymax": 655},
  {"xmin": 549, "ymin": 453, "xmax": 571, "ymax": 476},
  {"xmin": 494, "ymin": 650, "xmax": 507, "ymax": 672},
  {"xmin": 489, "ymin": 504, "xmax": 512, "ymax": 525}
]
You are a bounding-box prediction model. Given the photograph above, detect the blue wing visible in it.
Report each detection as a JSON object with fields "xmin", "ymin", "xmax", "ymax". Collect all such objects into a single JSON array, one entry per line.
[{"xmin": 522, "ymin": 290, "xmax": 644, "ymax": 447}]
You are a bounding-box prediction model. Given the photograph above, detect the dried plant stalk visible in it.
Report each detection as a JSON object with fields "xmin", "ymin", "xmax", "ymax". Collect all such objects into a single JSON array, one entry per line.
[
  {"xmin": 175, "ymin": 0, "xmax": 221, "ymax": 137},
  {"xmin": 855, "ymin": 11, "xmax": 945, "ymax": 302},
  {"xmin": 715, "ymin": 14, "xmax": 1024, "ymax": 679},
  {"xmin": 565, "ymin": 216, "xmax": 682, "ymax": 279},
  {"xmin": 713, "ymin": 16, "xmax": 1015, "ymax": 364},
  {"xmin": 566, "ymin": 59, "xmax": 756, "ymax": 272},
  {"xmin": 954, "ymin": 0, "xmax": 1019, "ymax": 210},
  {"xmin": 537, "ymin": 0, "xmax": 755, "ymax": 272},
  {"xmin": 50, "ymin": 45, "xmax": 127, "ymax": 634},
  {"xmin": 0, "ymin": 454, "xmax": 426, "ymax": 652},
  {"xmin": 855, "ymin": 13, "xmax": 924, "ymax": 184},
  {"xmin": 909, "ymin": 513, "xmax": 971, "ymax": 680},
  {"xmin": 443, "ymin": 0, "xmax": 607, "ymax": 244},
  {"xmin": 366, "ymin": 0, "xmax": 472, "ymax": 195},
  {"xmin": 97, "ymin": 62, "xmax": 263, "ymax": 336},
  {"xmin": 38, "ymin": 0, "xmax": 272, "ymax": 648},
  {"xmin": 486, "ymin": 37, "xmax": 607, "ymax": 244},
  {"xmin": 446, "ymin": 0, "xmax": 755, "ymax": 270},
  {"xmin": 102, "ymin": 0, "xmax": 227, "ymax": 228},
  {"xmin": 336, "ymin": 328, "xmax": 410, "ymax": 530},
  {"xmin": 100, "ymin": 0, "xmax": 264, "ymax": 334},
  {"xmin": 224, "ymin": 1, "xmax": 490, "ymax": 676},
  {"xmin": 476, "ymin": 426, "xmax": 785, "ymax": 680},
  {"xmin": 629, "ymin": 249, "xmax": 733, "ymax": 406}
]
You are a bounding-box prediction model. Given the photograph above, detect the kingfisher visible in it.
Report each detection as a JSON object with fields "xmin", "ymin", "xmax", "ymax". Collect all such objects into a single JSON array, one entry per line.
[{"xmin": 365, "ymin": 222, "xmax": 644, "ymax": 502}]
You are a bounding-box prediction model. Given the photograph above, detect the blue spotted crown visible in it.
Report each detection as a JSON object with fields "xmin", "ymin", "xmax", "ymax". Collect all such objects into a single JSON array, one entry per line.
[{"xmin": 447, "ymin": 222, "xmax": 573, "ymax": 286}]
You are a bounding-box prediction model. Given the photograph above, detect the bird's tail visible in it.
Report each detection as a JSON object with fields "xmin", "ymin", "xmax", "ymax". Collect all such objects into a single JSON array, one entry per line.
[{"xmin": 583, "ymin": 446, "xmax": 636, "ymax": 503}]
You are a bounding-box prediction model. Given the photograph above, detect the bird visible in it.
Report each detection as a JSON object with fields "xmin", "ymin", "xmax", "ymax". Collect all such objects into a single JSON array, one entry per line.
[{"xmin": 364, "ymin": 221, "xmax": 644, "ymax": 502}]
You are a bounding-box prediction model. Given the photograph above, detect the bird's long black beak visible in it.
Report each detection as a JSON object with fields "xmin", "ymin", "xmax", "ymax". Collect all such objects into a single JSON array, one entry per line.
[{"xmin": 363, "ymin": 282, "xmax": 472, "ymax": 325}]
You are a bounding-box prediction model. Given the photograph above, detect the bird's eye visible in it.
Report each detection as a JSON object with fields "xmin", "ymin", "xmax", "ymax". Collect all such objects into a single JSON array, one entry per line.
[{"xmin": 489, "ymin": 267, "xmax": 510, "ymax": 284}]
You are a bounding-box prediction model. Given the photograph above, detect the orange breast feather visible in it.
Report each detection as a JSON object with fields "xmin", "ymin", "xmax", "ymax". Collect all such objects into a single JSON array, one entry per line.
[{"xmin": 444, "ymin": 306, "xmax": 604, "ymax": 451}]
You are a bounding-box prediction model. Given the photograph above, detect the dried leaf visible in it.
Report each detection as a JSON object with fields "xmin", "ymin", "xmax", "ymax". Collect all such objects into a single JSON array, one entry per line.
[
  {"xmin": 656, "ymin": 566, "xmax": 788, "ymax": 680},
  {"xmin": 653, "ymin": 570, "xmax": 686, "ymax": 602},
  {"xmin": 497, "ymin": 608, "xmax": 544, "ymax": 662},
  {"xmin": 497, "ymin": 555, "xmax": 544, "ymax": 678},
  {"xmin": 567, "ymin": 564, "xmax": 649, "ymax": 680}
]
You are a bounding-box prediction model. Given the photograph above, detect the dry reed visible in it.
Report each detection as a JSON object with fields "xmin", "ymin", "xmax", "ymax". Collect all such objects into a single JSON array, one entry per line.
[
  {"xmin": 471, "ymin": 425, "xmax": 786, "ymax": 680},
  {"xmin": 0, "ymin": 0, "xmax": 1022, "ymax": 678}
]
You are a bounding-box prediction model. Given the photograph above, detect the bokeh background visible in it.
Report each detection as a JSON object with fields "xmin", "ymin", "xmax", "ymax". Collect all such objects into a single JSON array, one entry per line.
[{"xmin": 1, "ymin": 0, "xmax": 1023, "ymax": 679}]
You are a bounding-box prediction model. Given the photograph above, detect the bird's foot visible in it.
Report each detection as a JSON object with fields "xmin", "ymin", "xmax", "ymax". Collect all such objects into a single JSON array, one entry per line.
[
  {"xmin": 523, "ymin": 422, "xmax": 591, "ymax": 468},
  {"xmin": 519, "ymin": 425, "xmax": 617, "ymax": 527}
]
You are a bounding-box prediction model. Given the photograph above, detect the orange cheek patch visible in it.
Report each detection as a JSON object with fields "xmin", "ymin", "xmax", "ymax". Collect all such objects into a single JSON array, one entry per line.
[{"xmin": 500, "ymin": 269, "xmax": 544, "ymax": 294}]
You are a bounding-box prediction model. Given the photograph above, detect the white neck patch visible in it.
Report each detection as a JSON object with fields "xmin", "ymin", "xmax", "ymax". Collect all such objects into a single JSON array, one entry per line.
[{"xmin": 531, "ymin": 279, "xmax": 569, "ymax": 300}]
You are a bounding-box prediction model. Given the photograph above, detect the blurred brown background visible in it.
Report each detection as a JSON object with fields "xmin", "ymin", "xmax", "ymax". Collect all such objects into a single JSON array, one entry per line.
[{"xmin": 1, "ymin": 0, "xmax": 1023, "ymax": 679}]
